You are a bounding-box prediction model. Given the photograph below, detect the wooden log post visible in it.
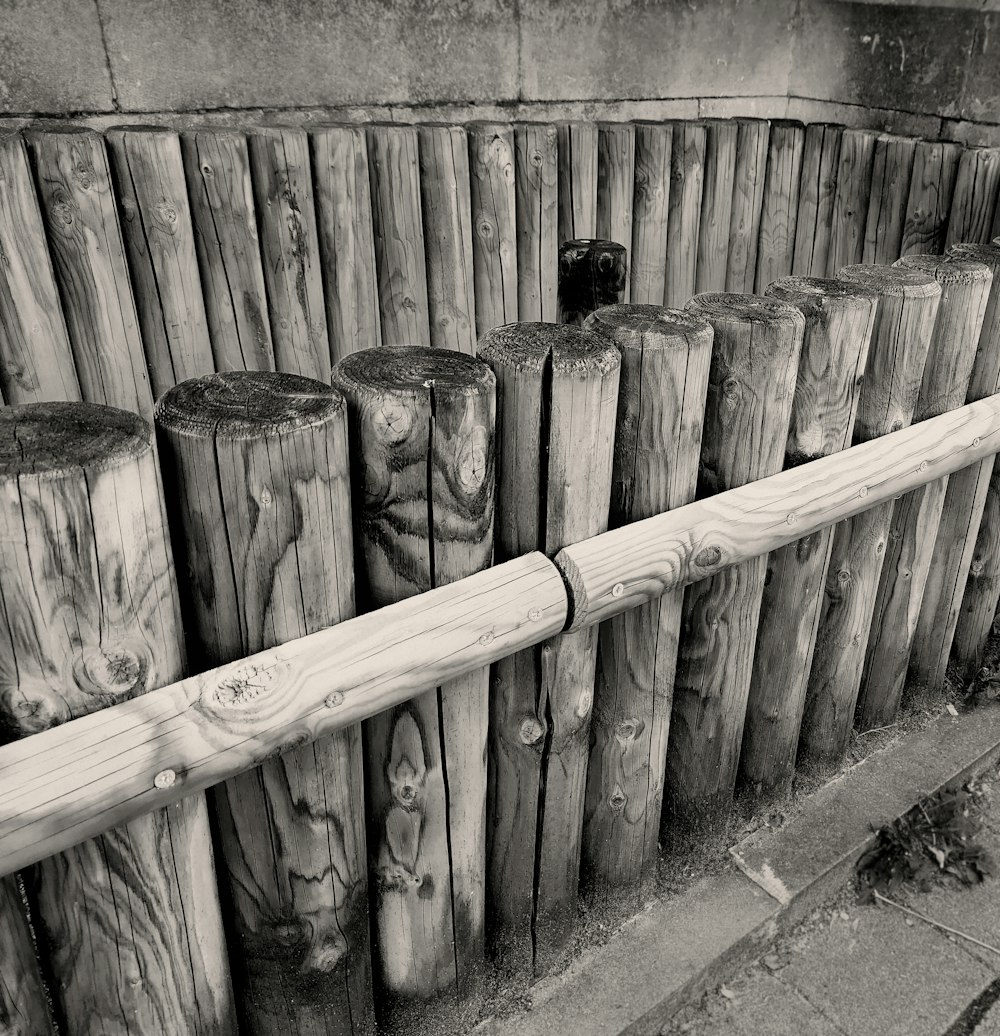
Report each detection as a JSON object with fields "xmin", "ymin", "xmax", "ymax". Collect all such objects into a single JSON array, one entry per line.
[
  {"xmin": 855, "ymin": 256, "xmax": 991, "ymax": 727},
  {"xmin": 310, "ymin": 125, "xmax": 381, "ymax": 361},
  {"xmin": 900, "ymin": 140, "xmax": 960, "ymax": 258},
  {"xmin": 946, "ymin": 146, "xmax": 1000, "ymax": 247},
  {"xmin": 557, "ymin": 122, "xmax": 598, "ymax": 244},
  {"xmin": 597, "ymin": 122, "xmax": 635, "ymax": 303},
  {"xmin": 0, "ymin": 132, "xmax": 80, "ymax": 403},
  {"xmin": 418, "ymin": 124, "xmax": 476, "ymax": 353},
  {"xmin": 737, "ymin": 278, "xmax": 877, "ymax": 802},
  {"xmin": 665, "ymin": 294, "xmax": 804, "ymax": 834},
  {"xmin": 248, "ymin": 127, "xmax": 332, "ymax": 379},
  {"xmin": 695, "ymin": 119, "xmax": 738, "ymax": 294},
  {"xmin": 754, "ymin": 120, "xmax": 805, "ymax": 291},
  {"xmin": 911, "ymin": 245, "xmax": 1000, "ymax": 690},
  {"xmin": 514, "ymin": 123, "xmax": 558, "ymax": 322},
  {"xmin": 726, "ymin": 118, "xmax": 769, "ymax": 293},
  {"xmin": 182, "ymin": 130, "xmax": 276, "ymax": 372},
  {"xmin": 332, "ymin": 348, "xmax": 495, "ymax": 1013},
  {"xmin": 0, "ymin": 402, "xmax": 234, "ymax": 1034},
  {"xmin": 580, "ymin": 305, "xmax": 712, "ymax": 905},
  {"xmin": 155, "ymin": 372, "xmax": 372, "ymax": 1035},
  {"xmin": 664, "ymin": 121, "xmax": 706, "ymax": 307},
  {"xmin": 558, "ymin": 239, "xmax": 627, "ymax": 325},
  {"xmin": 862, "ymin": 134, "xmax": 917, "ymax": 266},
  {"xmin": 826, "ymin": 129, "xmax": 879, "ymax": 275},
  {"xmin": 1, "ymin": 875, "xmax": 54, "ymax": 1035},
  {"xmin": 468, "ymin": 122, "xmax": 517, "ymax": 337},
  {"xmin": 792, "ymin": 123, "xmax": 843, "ymax": 278},
  {"xmin": 106, "ymin": 127, "xmax": 215, "ymax": 397},
  {"xmin": 479, "ymin": 322, "xmax": 619, "ymax": 976},
  {"xmin": 630, "ymin": 122, "xmax": 672, "ymax": 306},
  {"xmin": 799, "ymin": 265, "xmax": 941, "ymax": 767}
]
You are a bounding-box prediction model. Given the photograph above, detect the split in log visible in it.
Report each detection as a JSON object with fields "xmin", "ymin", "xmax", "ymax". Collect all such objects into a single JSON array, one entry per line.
[
  {"xmin": 946, "ymin": 146, "xmax": 1000, "ymax": 248},
  {"xmin": 514, "ymin": 123, "xmax": 558, "ymax": 322},
  {"xmin": 695, "ymin": 119, "xmax": 738, "ymax": 294},
  {"xmin": 862, "ymin": 134, "xmax": 916, "ymax": 266},
  {"xmin": 826, "ymin": 129, "xmax": 878, "ymax": 276},
  {"xmin": 630, "ymin": 122, "xmax": 672, "ymax": 306},
  {"xmin": 557, "ymin": 122, "xmax": 598, "ymax": 244},
  {"xmin": 665, "ymin": 122, "xmax": 706, "ymax": 307},
  {"xmin": 754, "ymin": 120, "xmax": 805, "ymax": 291},
  {"xmin": 900, "ymin": 140, "xmax": 959, "ymax": 258},
  {"xmin": 597, "ymin": 123, "xmax": 636, "ymax": 303},
  {"xmin": 726, "ymin": 119, "xmax": 769, "ymax": 292},
  {"xmin": 792, "ymin": 123, "xmax": 842, "ymax": 279}
]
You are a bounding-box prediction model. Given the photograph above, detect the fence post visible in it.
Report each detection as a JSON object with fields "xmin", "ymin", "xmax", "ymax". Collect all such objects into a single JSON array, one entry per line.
[
  {"xmin": 738, "ymin": 278, "xmax": 877, "ymax": 801},
  {"xmin": 665, "ymin": 121, "xmax": 706, "ymax": 307},
  {"xmin": 900, "ymin": 140, "xmax": 960, "ymax": 258},
  {"xmin": 754, "ymin": 120, "xmax": 805, "ymax": 290},
  {"xmin": 799, "ymin": 265, "xmax": 940, "ymax": 767},
  {"xmin": 332, "ymin": 347, "xmax": 495, "ymax": 1016},
  {"xmin": 696, "ymin": 119, "xmax": 738, "ymax": 294},
  {"xmin": 558, "ymin": 239, "xmax": 627, "ymax": 325},
  {"xmin": 862, "ymin": 134, "xmax": 916, "ymax": 266},
  {"xmin": 155, "ymin": 372, "xmax": 373, "ymax": 1035},
  {"xmin": 514, "ymin": 123, "xmax": 558, "ymax": 322},
  {"xmin": 826, "ymin": 129, "xmax": 878, "ymax": 275},
  {"xmin": 946, "ymin": 146, "xmax": 1000, "ymax": 247},
  {"xmin": 580, "ymin": 304, "xmax": 712, "ymax": 904},
  {"xmin": 557, "ymin": 122, "xmax": 598, "ymax": 244},
  {"xmin": 792, "ymin": 123, "xmax": 843, "ymax": 278},
  {"xmin": 0, "ymin": 402, "xmax": 234, "ymax": 1034},
  {"xmin": 479, "ymin": 321, "xmax": 619, "ymax": 976},
  {"xmin": 665, "ymin": 294, "xmax": 803, "ymax": 834},
  {"xmin": 856, "ymin": 256, "xmax": 991, "ymax": 725},
  {"xmin": 630, "ymin": 122, "xmax": 672, "ymax": 306},
  {"xmin": 726, "ymin": 118, "xmax": 769, "ymax": 293},
  {"xmin": 597, "ymin": 122, "xmax": 635, "ymax": 303},
  {"xmin": 1, "ymin": 875, "xmax": 54, "ymax": 1035}
]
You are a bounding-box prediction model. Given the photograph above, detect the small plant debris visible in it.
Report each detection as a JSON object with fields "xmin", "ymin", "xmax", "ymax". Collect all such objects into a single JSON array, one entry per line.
[
  {"xmin": 969, "ymin": 663, "xmax": 1000, "ymax": 706},
  {"xmin": 856, "ymin": 782, "xmax": 994, "ymax": 903}
]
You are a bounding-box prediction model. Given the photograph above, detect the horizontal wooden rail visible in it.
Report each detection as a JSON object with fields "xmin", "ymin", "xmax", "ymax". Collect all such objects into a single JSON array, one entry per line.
[{"xmin": 3, "ymin": 394, "xmax": 1000, "ymax": 876}]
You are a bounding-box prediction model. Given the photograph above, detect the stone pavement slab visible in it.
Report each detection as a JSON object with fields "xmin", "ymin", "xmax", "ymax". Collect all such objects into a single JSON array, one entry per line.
[{"xmin": 976, "ymin": 998, "xmax": 1000, "ymax": 1034}]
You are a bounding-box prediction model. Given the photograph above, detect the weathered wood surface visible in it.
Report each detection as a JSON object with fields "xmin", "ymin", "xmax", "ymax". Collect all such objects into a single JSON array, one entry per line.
[
  {"xmin": 29, "ymin": 129, "xmax": 153, "ymax": 417},
  {"xmin": 913, "ymin": 243, "xmax": 1000, "ymax": 689},
  {"xmin": 0, "ymin": 875, "xmax": 53, "ymax": 1036},
  {"xmin": 580, "ymin": 305, "xmax": 712, "ymax": 903},
  {"xmin": 792, "ymin": 123, "xmax": 842, "ymax": 278},
  {"xmin": 826, "ymin": 129, "xmax": 878, "ymax": 276},
  {"xmin": 366, "ymin": 125, "xmax": 431, "ymax": 346},
  {"xmin": 156, "ymin": 372, "xmax": 372, "ymax": 1035},
  {"xmin": 558, "ymin": 239, "xmax": 627, "ymax": 325},
  {"xmin": 630, "ymin": 122, "xmax": 672, "ymax": 306},
  {"xmin": 665, "ymin": 294, "xmax": 804, "ymax": 833},
  {"xmin": 862, "ymin": 134, "xmax": 916, "ymax": 266},
  {"xmin": 0, "ymin": 402, "xmax": 234, "ymax": 1034},
  {"xmin": 738, "ymin": 278, "xmax": 876, "ymax": 801},
  {"xmin": 596, "ymin": 122, "xmax": 635, "ymax": 302},
  {"xmin": 418, "ymin": 124, "xmax": 476, "ymax": 352},
  {"xmin": 332, "ymin": 348, "xmax": 495, "ymax": 1009},
  {"xmin": 479, "ymin": 321, "xmax": 619, "ymax": 977},
  {"xmin": 726, "ymin": 119, "xmax": 769, "ymax": 292},
  {"xmin": 0, "ymin": 133, "xmax": 79, "ymax": 404},
  {"xmin": 754, "ymin": 120, "xmax": 804, "ymax": 291},
  {"xmin": 248, "ymin": 128, "xmax": 331, "ymax": 379},
  {"xmin": 106, "ymin": 127, "xmax": 215, "ymax": 397},
  {"xmin": 800, "ymin": 265, "xmax": 940, "ymax": 767},
  {"xmin": 468, "ymin": 122, "xmax": 516, "ymax": 337},
  {"xmin": 900, "ymin": 140, "xmax": 960, "ymax": 257},
  {"xmin": 695, "ymin": 119, "xmax": 738, "ymax": 294},
  {"xmin": 856, "ymin": 257, "xmax": 990, "ymax": 727},
  {"xmin": 665, "ymin": 122, "xmax": 706, "ymax": 307},
  {"xmin": 557, "ymin": 122, "xmax": 598, "ymax": 244},
  {"xmin": 311, "ymin": 125, "xmax": 382, "ymax": 361},
  {"xmin": 946, "ymin": 146, "xmax": 1000, "ymax": 247},
  {"xmin": 183, "ymin": 130, "xmax": 275, "ymax": 373},
  {"xmin": 514, "ymin": 123, "xmax": 558, "ymax": 322}
]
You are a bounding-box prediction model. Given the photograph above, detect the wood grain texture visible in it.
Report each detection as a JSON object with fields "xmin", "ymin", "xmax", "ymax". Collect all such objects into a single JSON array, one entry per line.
[
  {"xmin": 913, "ymin": 244, "xmax": 1000, "ymax": 689},
  {"xmin": 857, "ymin": 257, "xmax": 990, "ymax": 727},
  {"xmin": 478, "ymin": 322, "xmax": 619, "ymax": 977},
  {"xmin": 0, "ymin": 402, "xmax": 234, "ymax": 1035},
  {"xmin": 726, "ymin": 119, "xmax": 769, "ymax": 293},
  {"xmin": 558, "ymin": 239, "xmax": 627, "ymax": 325},
  {"xmin": 183, "ymin": 130, "xmax": 275, "ymax": 373},
  {"xmin": 596, "ymin": 123, "xmax": 635, "ymax": 303},
  {"xmin": 418, "ymin": 124, "xmax": 476, "ymax": 353},
  {"xmin": 900, "ymin": 140, "xmax": 960, "ymax": 258},
  {"xmin": 826, "ymin": 129, "xmax": 879, "ymax": 277},
  {"xmin": 0, "ymin": 133, "xmax": 79, "ymax": 404},
  {"xmin": 862, "ymin": 135, "xmax": 917, "ymax": 266},
  {"xmin": 792, "ymin": 124, "xmax": 843, "ymax": 279},
  {"xmin": 580, "ymin": 305, "xmax": 712, "ymax": 903},
  {"xmin": 800, "ymin": 265, "xmax": 941, "ymax": 767},
  {"xmin": 366, "ymin": 126, "xmax": 431, "ymax": 346},
  {"xmin": 156, "ymin": 372, "xmax": 372, "ymax": 1035},
  {"xmin": 310, "ymin": 126, "xmax": 381, "ymax": 362},
  {"xmin": 696, "ymin": 120, "xmax": 738, "ymax": 294},
  {"xmin": 28, "ymin": 129, "xmax": 152, "ymax": 417},
  {"xmin": 0, "ymin": 875, "xmax": 53, "ymax": 1036},
  {"xmin": 467, "ymin": 123, "xmax": 516, "ymax": 337},
  {"xmin": 514, "ymin": 123, "xmax": 558, "ymax": 322},
  {"xmin": 332, "ymin": 348, "xmax": 494, "ymax": 1011},
  {"xmin": 248, "ymin": 128, "xmax": 331, "ymax": 379},
  {"xmin": 630, "ymin": 123, "xmax": 672, "ymax": 306},
  {"xmin": 665, "ymin": 122, "xmax": 706, "ymax": 308},
  {"xmin": 738, "ymin": 279, "xmax": 876, "ymax": 801},
  {"xmin": 664, "ymin": 294, "xmax": 803, "ymax": 833},
  {"xmin": 754, "ymin": 121, "xmax": 805, "ymax": 291},
  {"xmin": 946, "ymin": 146, "xmax": 1000, "ymax": 247},
  {"xmin": 106, "ymin": 127, "xmax": 215, "ymax": 398},
  {"xmin": 557, "ymin": 123, "xmax": 598, "ymax": 245}
]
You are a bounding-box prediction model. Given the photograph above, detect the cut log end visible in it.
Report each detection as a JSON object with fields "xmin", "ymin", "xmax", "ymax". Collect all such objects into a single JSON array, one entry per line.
[
  {"xmin": 837, "ymin": 263, "xmax": 941, "ymax": 298},
  {"xmin": 896, "ymin": 254, "xmax": 993, "ymax": 286},
  {"xmin": 767, "ymin": 276, "xmax": 879, "ymax": 305},
  {"xmin": 478, "ymin": 320, "xmax": 620, "ymax": 376},
  {"xmin": 687, "ymin": 291, "xmax": 806, "ymax": 332},
  {"xmin": 334, "ymin": 345, "xmax": 495, "ymax": 403},
  {"xmin": 584, "ymin": 303, "xmax": 712, "ymax": 350},
  {"xmin": 949, "ymin": 242, "xmax": 1000, "ymax": 266}
]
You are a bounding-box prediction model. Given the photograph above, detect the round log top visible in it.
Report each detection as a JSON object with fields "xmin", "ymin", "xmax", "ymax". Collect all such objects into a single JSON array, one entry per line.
[
  {"xmin": 477, "ymin": 321, "xmax": 621, "ymax": 376},
  {"xmin": 155, "ymin": 371, "xmax": 343, "ymax": 439},
  {"xmin": 836, "ymin": 264, "xmax": 942, "ymax": 298},
  {"xmin": 584, "ymin": 304, "xmax": 713, "ymax": 348},
  {"xmin": 948, "ymin": 242, "xmax": 1000, "ymax": 266},
  {"xmin": 686, "ymin": 293, "xmax": 806, "ymax": 330},
  {"xmin": 332, "ymin": 345, "xmax": 494, "ymax": 402},
  {"xmin": 105, "ymin": 124, "xmax": 171, "ymax": 135},
  {"xmin": 767, "ymin": 277, "xmax": 879, "ymax": 305},
  {"xmin": 0, "ymin": 402, "xmax": 150, "ymax": 478},
  {"xmin": 560, "ymin": 239, "xmax": 627, "ymax": 256},
  {"xmin": 896, "ymin": 254, "xmax": 993, "ymax": 285}
]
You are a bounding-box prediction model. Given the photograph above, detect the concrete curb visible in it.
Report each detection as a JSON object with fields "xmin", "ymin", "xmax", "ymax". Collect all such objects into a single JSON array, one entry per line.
[{"xmin": 476, "ymin": 702, "xmax": 1000, "ymax": 1036}]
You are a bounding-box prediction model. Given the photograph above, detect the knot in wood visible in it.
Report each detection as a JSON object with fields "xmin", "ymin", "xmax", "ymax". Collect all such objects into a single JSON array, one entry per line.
[
  {"xmin": 577, "ymin": 690, "xmax": 593, "ymax": 718},
  {"xmin": 615, "ymin": 719, "xmax": 638, "ymax": 742},
  {"xmin": 214, "ymin": 660, "xmax": 279, "ymax": 707},
  {"xmin": 458, "ymin": 425, "xmax": 489, "ymax": 492},
  {"xmin": 73, "ymin": 163, "xmax": 94, "ymax": 190},
  {"xmin": 971, "ymin": 559, "xmax": 986, "ymax": 576},
  {"xmin": 609, "ymin": 785, "xmax": 627, "ymax": 815},
  {"xmin": 695, "ymin": 544, "xmax": 722, "ymax": 569},
  {"xmin": 519, "ymin": 717, "xmax": 545, "ymax": 745},
  {"xmin": 52, "ymin": 202, "xmax": 74, "ymax": 226},
  {"xmin": 155, "ymin": 202, "xmax": 178, "ymax": 225},
  {"xmin": 722, "ymin": 376, "xmax": 742, "ymax": 405},
  {"xmin": 73, "ymin": 645, "xmax": 146, "ymax": 701},
  {"xmin": 372, "ymin": 399, "xmax": 412, "ymax": 443}
]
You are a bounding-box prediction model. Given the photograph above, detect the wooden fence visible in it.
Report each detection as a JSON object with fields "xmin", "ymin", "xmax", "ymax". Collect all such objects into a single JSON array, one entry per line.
[{"xmin": 2, "ymin": 116, "xmax": 1000, "ymax": 1036}]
